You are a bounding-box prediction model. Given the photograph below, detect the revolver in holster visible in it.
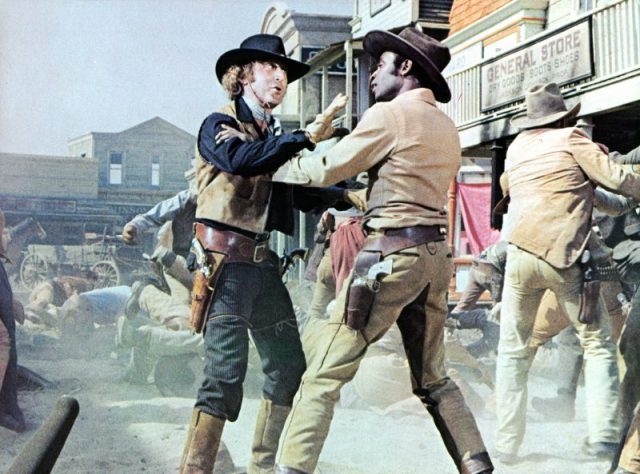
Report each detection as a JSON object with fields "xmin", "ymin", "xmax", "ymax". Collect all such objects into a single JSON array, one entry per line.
[
  {"xmin": 345, "ymin": 251, "xmax": 391, "ymax": 331},
  {"xmin": 578, "ymin": 249, "xmax": 601, "ymax": 325},
  {"xmin": 189, "ymin": 238, "xmax": 226, "ymax": 334}
]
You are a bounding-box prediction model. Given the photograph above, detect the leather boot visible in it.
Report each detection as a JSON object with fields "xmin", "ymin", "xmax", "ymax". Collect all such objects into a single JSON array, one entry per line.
[
  {"xmin": 419, "ymin": 386, "xmax": 494, "ymax": 474},
  {"xmin": 179, "ymin": 409, "xmax": 225, "ymax": 474},
  {"xmin": 248, "ymin": 399, "xmax": 292, "ymax": 474}
]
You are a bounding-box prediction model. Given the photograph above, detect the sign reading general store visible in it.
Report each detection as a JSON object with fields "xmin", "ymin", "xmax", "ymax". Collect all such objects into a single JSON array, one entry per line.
[{"xmin": 480, "ymin": 20, "xmax": 592, "ymax": 111}]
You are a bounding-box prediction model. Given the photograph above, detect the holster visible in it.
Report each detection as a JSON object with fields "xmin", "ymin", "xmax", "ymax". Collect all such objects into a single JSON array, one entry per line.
[
  {"xmin": 345, "ymin": 251, "xmax": 381, "ymax": 330},
  {"xmin": 344, "ymin": 225, "xmax": 446, "ymax": 331},
  {"xmin": 578, "ymin": 258, "xmax": 601, "ymax": 325},
  {"xmin": 189, "ymin": 251, "xmax": 226, "ymax": 334}
]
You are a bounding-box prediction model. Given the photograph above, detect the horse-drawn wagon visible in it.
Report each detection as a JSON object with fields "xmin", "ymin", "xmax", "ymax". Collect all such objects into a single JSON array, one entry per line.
[{"xmin": 19, "ymin": 231, "xmax": 143, "ymax": 290}]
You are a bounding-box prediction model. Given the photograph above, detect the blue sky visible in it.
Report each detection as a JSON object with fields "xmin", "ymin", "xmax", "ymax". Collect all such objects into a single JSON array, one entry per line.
[{"xmin": 0, "ymin": 0, "xmax": 352, "ymax": 156}]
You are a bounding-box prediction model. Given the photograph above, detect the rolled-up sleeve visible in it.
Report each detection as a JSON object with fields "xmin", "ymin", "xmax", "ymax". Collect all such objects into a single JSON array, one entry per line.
[
  {"xmin": 198, "ymin": 113, "xmax": 311, "ymax": 176},
  {"xmin": 273, "ymin": 103, "xmax": 397, "ymax": 186}
]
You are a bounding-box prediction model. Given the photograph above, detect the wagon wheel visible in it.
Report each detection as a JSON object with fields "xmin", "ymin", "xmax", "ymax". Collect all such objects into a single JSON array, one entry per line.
[
  {"xmin": 91, "ymin": 260, "xmax": 120, "ymax": 288},
  {"xmin": 19, "ymin": 252, "xmax": 49, "ymax": 290}
]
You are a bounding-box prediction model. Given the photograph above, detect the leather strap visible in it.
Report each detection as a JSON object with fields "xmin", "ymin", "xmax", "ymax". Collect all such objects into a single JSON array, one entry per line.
[
  {"xmin": 194, "ymin": 223, "xmax": 269, "ymax": 264},
  {"xmin": 353, "ymin": 250, "xmax": 382, "ymax": 278},
  {"xmin": 362, "ymin": 225, "xmax": 446, "ymax": 257}
]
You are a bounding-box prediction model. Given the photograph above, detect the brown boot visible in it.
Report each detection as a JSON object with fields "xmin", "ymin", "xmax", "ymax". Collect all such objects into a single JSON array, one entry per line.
[
  {"xmin": 248, "ymin": 399, "xmax": 292, "ymax": 474},
  {"xmin": 179, "ymin": 409, "xmax": 226, "ymax": 474},
  {"xmin": 419, "ymin": 382, "xmax": 493, "ymax": 474}
]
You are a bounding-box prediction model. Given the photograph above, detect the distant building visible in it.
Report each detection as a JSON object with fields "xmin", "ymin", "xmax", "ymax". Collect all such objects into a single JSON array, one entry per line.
[
  {"xmin": 0, "ymin": 117, "xmax": 195, "ymax": 243},
  {"xmin": 68, "ymin": 116, "xmax": 195, "ymax": 207}
]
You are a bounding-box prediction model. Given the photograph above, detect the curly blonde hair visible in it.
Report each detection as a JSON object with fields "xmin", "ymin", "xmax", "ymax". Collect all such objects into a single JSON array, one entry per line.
[{"xmin": 221, "ymin": 63, "xmax": 254, "ymax": 99}]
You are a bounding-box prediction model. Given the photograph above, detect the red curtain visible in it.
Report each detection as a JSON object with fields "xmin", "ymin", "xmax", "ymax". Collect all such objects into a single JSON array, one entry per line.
[{"xmin": 457, "ymin": 182, "xmax": 501, "ymax": 256}]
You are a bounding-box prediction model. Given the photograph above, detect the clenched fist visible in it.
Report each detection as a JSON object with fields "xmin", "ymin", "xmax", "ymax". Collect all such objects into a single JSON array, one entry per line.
[{"xmin": 121, "ymin": 223, "xmax": 138, "ymax": 245}]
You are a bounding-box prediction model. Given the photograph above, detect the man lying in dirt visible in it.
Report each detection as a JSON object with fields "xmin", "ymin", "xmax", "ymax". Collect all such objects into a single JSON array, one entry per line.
[{"xmin": 24, "ymin": 274, "xmax": 97, "ymax": 327}]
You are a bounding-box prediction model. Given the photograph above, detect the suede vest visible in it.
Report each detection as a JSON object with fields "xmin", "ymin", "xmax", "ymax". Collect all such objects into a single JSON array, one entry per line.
[{"xmin": 195, "ymin": 101, "xmax": 274, "ymax": 234}]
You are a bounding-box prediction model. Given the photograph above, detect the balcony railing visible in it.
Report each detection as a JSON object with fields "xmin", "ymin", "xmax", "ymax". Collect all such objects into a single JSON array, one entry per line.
[{"xmin": 441, "ymin": 0, "xmax": 640, "ymax": 128}]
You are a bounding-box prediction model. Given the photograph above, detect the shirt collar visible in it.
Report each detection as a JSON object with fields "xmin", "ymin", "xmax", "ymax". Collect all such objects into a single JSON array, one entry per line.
[
  {"xmin": 234, "ymin": 95, "xmax": 254, "ymax": 123},
  {"xmin": 393, "ymin": 87, "xmax": 437, "ymax": 106}
]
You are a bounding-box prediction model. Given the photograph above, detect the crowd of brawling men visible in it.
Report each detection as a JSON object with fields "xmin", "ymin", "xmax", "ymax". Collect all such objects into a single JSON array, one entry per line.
[{"xmin": 1, "ymin": 26, "xmax": 640, "ymax": 474}]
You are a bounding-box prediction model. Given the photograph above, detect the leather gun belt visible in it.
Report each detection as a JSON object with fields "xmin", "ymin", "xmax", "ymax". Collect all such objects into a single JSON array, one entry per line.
[
  {"xmin": 194, "ymin": 222, "xmax": 269, "ymax": 264},
  {"xmin": 361, "ymin": 225, "xmax": 446, "ymax": 256}
]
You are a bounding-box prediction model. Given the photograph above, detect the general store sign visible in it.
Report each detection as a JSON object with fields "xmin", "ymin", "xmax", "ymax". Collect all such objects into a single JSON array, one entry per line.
[{"xmin": 481, "ymin": 20, "xmax": 592, "ymax": 111}]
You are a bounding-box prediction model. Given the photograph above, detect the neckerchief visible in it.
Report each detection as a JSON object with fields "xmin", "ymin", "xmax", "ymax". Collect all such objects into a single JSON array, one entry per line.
[{"xmin": 241, "ymin": 96, "xmax": 281, "ymax": 136}]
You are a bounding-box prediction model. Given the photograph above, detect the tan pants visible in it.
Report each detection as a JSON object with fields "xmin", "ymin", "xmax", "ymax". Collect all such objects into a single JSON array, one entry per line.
[
  {"xmin": 620, "ymin": 405, "xmax": 640, "ymax": 473},
  {"xmin": 304, "ymin": 247, "xmax": 335, "ymax": 322},
  {"xmin": 528, "ymin": 281, "xmax": 627, "ymax": 399},
  {"xmin": 529, "ymin": 279, "xmax": 626, "ymax": 349},
  {"xmin": 277, "ymin": 240, "xmax": 488, "ymax": 473},
  {"xmin": 496, "ymin": 245, "xmax": 619, "ymax": 455},
  {"xmin": 138, "ymin": 273, "xmax": 191, "ymax": 330}
]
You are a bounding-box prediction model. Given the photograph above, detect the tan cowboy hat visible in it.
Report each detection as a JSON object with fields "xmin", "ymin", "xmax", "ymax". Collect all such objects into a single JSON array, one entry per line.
[
  {"xmin": 216, "ymin": 34, "xmax": 310, "ymax": 84},
  {"xmin": 363, "ymin": 27, "xmax": 452, "ymax": 103},
  {"xmin": 511, "ymin": 82, "xmax": 580, "ymax": 129}
]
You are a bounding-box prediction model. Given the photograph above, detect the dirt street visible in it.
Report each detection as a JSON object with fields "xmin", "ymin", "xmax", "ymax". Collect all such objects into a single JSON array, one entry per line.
[{"xmin": 0, "ymin": 286, "xmax": 616, "ymax": 474}]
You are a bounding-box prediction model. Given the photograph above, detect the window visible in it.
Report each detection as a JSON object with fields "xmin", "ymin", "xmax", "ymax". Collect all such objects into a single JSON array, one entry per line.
[
  {"xmin": 579, "ymin": 0, "xmax": 593, "ymax": 11},
  {"xmin": 151, "ymin": 155, "xmax": 160, "ymax": 186},
  {"xmin": 109, "ymin": 152, "xmax": 122, "ymax": 185}
]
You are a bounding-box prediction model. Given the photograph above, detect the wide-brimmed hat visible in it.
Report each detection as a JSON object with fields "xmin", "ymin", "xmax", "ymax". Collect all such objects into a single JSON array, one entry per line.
[
  {"xmin": 511, "ymin": 82, "xmax": 580, "ymax": 129},
  {"xmin": 363, "ymin": 27, "xmax": 452, "ymax": 103},
  {"xmin": 215, "ymin": 34, "xmax": 310, "ymax": 84}
]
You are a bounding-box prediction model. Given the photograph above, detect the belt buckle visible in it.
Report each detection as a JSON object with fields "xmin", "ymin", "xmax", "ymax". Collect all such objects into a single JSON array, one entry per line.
[{"xmin": 253, "ymin": 242, "xmax": 267, "ymax": 263}]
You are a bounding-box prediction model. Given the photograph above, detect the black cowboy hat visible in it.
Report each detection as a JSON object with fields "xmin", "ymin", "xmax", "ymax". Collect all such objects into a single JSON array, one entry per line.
[
  {"xmin": 511, "ymin": 82, "xmax": 580, "ymax": 129},
  {"xmin": 363, "ymin": 28, "xmax": 452, "ymax": 103},
  {"xmin": 215, "ymin": 34, "xmax": 310, "ymax": 84}
]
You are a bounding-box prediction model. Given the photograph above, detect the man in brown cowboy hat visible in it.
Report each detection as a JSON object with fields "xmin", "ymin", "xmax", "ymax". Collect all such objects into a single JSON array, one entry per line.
[
  {"xmin": 269, "ymin": 27, "xmax": 493, "ymax": 474},
  {"xmin": 179, "ymin": 33, "xmax": 357, "ymax": 474},
  {"xmin": 494, "ymin": 82, "xmax": 640, "ymax": 464}
]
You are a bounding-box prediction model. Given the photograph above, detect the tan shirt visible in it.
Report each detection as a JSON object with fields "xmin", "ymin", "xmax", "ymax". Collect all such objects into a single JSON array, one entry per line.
[
  {"xmin": 274, "ymin": 88, "xmax": 460, "ymax": 230},
  {"xmin": 505, "ymin": 127, "xmax": 640, "ymax": 268}
]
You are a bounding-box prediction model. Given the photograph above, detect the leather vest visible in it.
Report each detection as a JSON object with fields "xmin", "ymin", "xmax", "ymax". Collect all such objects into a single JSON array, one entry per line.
[{"xmin": 195, "ymin": 101, "xmax": 274, "ymax": 234}]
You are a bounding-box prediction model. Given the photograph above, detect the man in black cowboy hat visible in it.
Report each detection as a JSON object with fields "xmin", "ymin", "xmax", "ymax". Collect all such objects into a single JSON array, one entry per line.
[
  {"xmin": 494, "ymin": 82, "xmax": 640, "ymax": 464},
  {"xmin": 270, "ymin": 27, "xmax": 493, "ymax": 474},
  {"xmin": 179, "ymin": 34, "xmax": 355, "ymax": 474}
]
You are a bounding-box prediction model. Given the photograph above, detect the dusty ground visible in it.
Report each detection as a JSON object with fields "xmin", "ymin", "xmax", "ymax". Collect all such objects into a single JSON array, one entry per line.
[{"xmin": 0, "ymin": 283, "xmax": 616, "ymax": 473}]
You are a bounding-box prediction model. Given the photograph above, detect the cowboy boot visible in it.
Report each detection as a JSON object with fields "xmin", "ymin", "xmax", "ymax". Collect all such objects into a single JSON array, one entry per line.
[
  {"xmin": 180, "ymin": 409, "xmax": 225, "ymax": 474},
  {"xmin": 419, "ymin": 386, "xmax": 494, "ymax": 474},
  {"xmin": 248, "ymin": 399, "xmax": 292, "ymax": 474}
]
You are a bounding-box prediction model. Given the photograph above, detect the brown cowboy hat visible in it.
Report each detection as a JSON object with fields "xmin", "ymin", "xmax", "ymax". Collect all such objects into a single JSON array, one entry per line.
[
  {"xmin": 511, "ymin": 82, "xmax": 580, "ymax": 129},
  {"xmin": 215, "ymin": 34, "xmax": 310, "ymax": 84},
  {"xmin": 363, "ymin": 27, "xmax": 452, "ymax": 103}
]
